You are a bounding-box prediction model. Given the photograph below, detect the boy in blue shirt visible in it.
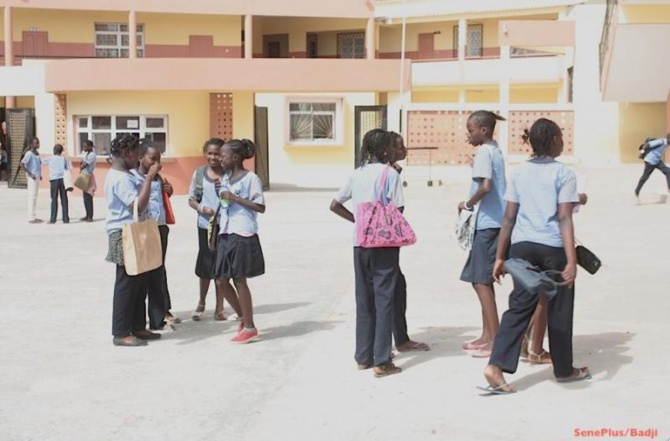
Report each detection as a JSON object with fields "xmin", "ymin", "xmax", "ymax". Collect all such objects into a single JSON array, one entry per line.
[
  {"xmin": 635, "ymin": 133, "xmax": 670, "ymax": 201},
  {"xmin": 44, "ymin": 144, "xmax": 71, "ymax": 224},
  {"xmin": 20, "ymin": 137, "xmax": 43, "ymax": 223}
]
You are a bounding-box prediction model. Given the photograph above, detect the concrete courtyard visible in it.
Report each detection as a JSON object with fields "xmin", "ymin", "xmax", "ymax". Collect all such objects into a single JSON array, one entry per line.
[{"xmin": 1, "ymin": 164, "xmax": 669, "ymax": 441}]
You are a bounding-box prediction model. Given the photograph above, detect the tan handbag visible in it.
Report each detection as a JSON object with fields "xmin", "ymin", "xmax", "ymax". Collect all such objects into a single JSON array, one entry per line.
[
  {"xmin": 74, "ymin": 172, "xmax": 91, "ymax": 191},
  {"xmin": 122, "ymin": 199, "xmax": 162, "ymax": 276}
]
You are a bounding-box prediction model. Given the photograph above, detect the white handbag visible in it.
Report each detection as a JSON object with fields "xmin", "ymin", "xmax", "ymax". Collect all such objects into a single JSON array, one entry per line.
[
  {"xmin": 455, "ymin": 204, "xmax": 479, "ymax": 251},
  {"xmin": 62, "ymin": 157, "xmax": 73, "ymax": 191}
]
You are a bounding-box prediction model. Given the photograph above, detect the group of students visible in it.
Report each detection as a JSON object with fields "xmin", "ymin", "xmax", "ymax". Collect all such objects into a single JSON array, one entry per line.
[
  {"xmin": 18, "ymin": 137, "xmax": 97, "ymax": 224},
  {"xmin": 104, "ymin": 134, "xmax": 265, "ymax": 347},
  {"xmin": 330, "ymin": 112, "xmax": 592, "ymax": 392}
]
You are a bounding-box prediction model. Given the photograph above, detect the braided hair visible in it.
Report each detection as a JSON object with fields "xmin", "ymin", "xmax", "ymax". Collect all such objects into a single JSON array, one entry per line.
[
  {"xmin": 359, "ymin": 129, "xmax": 394, "ymax": 167},
  {"xmin": 204, "ymin": 137, "xmax": 225, "ymax": 153},
  {"xmin": 110, "ymin": 133, "xmax": 139, "ymax": 158},
  {"xmin": 225, "ymin": 138, "xmax": 256, "ymax": 163},
  {"xmin": 521, "ymin": 118, "xmax": 562, "ymax": 157},
  {"xmin": 468, "ymin": 110, "xmax": 506, "ymax": 135}
]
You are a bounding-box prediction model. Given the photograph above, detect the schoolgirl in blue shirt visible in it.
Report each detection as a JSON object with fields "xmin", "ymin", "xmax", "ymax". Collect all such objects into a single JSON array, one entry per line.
[
  {"xmin": 105, "ymin": 134, "xmax": 162, "ymax": 347},
  {"xmin": 482, "ymin": 118, "xmax": 591, "ymax": 394},
  {"xmin": 135, "ymin": 139, "xmax": 179, "ymax": 329},
  {"xmin": 215, "ymin": 139, "xmax": 266, "ymax": 344}
]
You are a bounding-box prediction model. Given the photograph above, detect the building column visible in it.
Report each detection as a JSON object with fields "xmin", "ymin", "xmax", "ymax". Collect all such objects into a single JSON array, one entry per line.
[
  {"xmin": 458, "ymin": 18, "xmax": 467, "ymax": 81},
  {"xmin": 128, "ymin": 10, "xmax": 137, "ymax": 59},
  {"xmin": 499, "ymin": 45, "xmax": 511, "ymax": 156},
  {"xmin": 366, "ymin": 17, "xmax": 375, "ymax": 60},
  {"xmin": 244, "ymin": 15, "xmax": 253, "ymax": 59},
  {"xmin": 4, "ymin": 6, "xmax": 16, "ymax": 108}
]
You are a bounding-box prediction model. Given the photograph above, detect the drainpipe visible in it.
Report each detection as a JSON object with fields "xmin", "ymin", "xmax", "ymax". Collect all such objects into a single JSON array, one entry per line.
[{"xmin": 398, "ymin": 0, "xmax": 407, "ymax": 131}]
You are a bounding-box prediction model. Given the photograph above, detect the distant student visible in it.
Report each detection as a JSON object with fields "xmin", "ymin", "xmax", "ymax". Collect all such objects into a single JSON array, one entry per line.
[
  {"xmin": 20, "ymin": 137, "xmax": 43, "ymax": 224},
  {"xmin": 389, "ymin": 131, "xmax": 430, "ymax": 354},
  {"xmin": 105, "ymin": 134, "xmax": 162, "ymax": 347},
  {"xmin": 634, "ymin": 133, "xmax": 670, "ymax": 201},
  {"xmin": 458, "ymin": 110, "xmax": 507, "ymax": 358},
  {"xmin": 330, "ymin": 129, "xmax": 404, "ymax": 377},
  {"xmin": 44, "ymin": 144, "xmax": 71, "ymax": 224},
  {"xmin": 80, "ymin": 140, "xmax": 97, "ymax": 222},
  {"xmin": 0, "ymin": 145, "xmax": 8, "ymax": 181},
  {"xmin": 214, "ymin": 139, "xmax": 265, "ymax": 344},
  {"xmin": 482, "ymin": 118, "xmax": 590, "ymax": 394},
  {"xmin": 135, "ymin": 139, "xmax": 179, "ymax": 330},
  {"xmin": 188, "ymin": 139, "xmax": 238, "ymax": 321}
]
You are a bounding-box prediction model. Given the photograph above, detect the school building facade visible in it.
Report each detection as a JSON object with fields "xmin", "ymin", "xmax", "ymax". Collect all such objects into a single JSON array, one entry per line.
[{"xmin": 0, "ymin": 0, "xmax": 668, "ymax": 193}]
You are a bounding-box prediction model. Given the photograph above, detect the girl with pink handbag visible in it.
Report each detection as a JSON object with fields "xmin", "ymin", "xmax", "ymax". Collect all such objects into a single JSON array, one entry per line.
[{"xmin": 330, "ymin": 129, "xmax": 415, "ymax": 378}]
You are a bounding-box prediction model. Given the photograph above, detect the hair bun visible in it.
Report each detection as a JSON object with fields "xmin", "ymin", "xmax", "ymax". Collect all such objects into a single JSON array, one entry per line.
[
  {"xmin": 242, "ymin": 139, "xmax": 256, "ymax": 159},
  {"xmin": 521, "ymin": 128, "xmax": 530, "ymax": 145}
]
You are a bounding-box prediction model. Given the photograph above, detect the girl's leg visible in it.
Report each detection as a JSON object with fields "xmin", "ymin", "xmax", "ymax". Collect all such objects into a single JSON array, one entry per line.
[
  {"xmin": 232, "ymin": 278, "xmax": 254, "ymax": 329},
  {"xmin": 473, "ymin": 283, "xmax": 499, "ymax": 349},
  {"xmin": 530, "ymin": 295, "xmax": 548, "ymax": 353},
  {"xmin": 49, "ymin": 179, "xmax": 58, "ymax": 223},
  {"xmin": 353, "ymin": 247, "xmax": 376, "ymax": 367},
  {"xmin": 60, "ymin": 180, "xmax": 69, "ymax": 223},
  {"xmin": 371, "ymin": 248, "xmax": 400, "ymax": 368},
  {"xmin": 112, "ymin": 265, "xmax": 145, "ymax": 345},
  {"xmin": 635, "ymin": 163, "xmax": 655, "ymax": 196},
  {"xmin": 216, "ymin": 278, "xmax": 242, "ymax": 317}
]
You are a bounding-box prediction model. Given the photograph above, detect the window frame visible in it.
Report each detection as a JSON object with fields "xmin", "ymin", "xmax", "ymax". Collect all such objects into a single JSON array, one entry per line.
[
  {"xmin": 94, "ymin": 22, "xmax": 145, "ymax": 58},
  {"xmin": 453, "ymin": 23, "xmax": 484, "ymax": 58},
  {"xmin": 74, "ymin": 115, "xmax": 169, "ymax": 156},
  {"xmin": 286, "ymin": 98, "xmax": 343, "ymax": 146}
]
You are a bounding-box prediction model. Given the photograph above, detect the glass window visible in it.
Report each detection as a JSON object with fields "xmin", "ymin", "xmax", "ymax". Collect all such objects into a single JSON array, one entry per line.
[
  {"xmin": 75, "ymin": 115, "xmax": 168, "ymax": 155},
  {"xmin": 288, "ymin": 101, "xmax": 339, "ymax": 143},
  {"xmin": 94, "ymin": 22, "xmax": 145, "ymax": 58}
]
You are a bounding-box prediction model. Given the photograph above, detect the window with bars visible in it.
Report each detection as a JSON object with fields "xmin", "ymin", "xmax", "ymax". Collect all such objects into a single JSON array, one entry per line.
[
  {"xmin": 337, "ymin": 32, "xmax": 365, "ymax": 59},
  {"xmin": 75, "ymin": 115, "xmax": 168, "ymax": 155},
  {"xmin": 453, "ymin": 24, "xmax": 483, "ymax": 57},
  {"xmin": 288, "ymin": 100, "xmax": 341, "ymax": 143},
  {"xmin": 94, "ymin": 23, "xmax": 145, "ymax": 58},
  {"xmin": 306, "ymin": 33, "xmax": 318, "ymax": 58}
]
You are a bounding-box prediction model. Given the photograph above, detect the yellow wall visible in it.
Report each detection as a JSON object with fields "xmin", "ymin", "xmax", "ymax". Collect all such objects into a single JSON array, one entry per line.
[
  {"xmin": 13, "ymin": 9, "xmax": 127, "ymax": 43},
  {"xmin": 618, "ymin": 103, "xmax": 666, "ymax": 163},
  {"xmin": 466, "ymin": 88, "xmax": 499, "ymax": 103},
  {"xmin": 253, "ymin": 17, "xmax": 366, "ymax": 53},
  {"xmin": 412, "ymin": 89, "xmax": 459, "ymax": 103},
  {"xmin": 620, "ymin": 5, "xmax": 670, "ymax": 23},
  {"xmin": 232, "ymin": 91, "xmax": 255, "ymax": 141},
  {"xmin": 67, "ymin": 91, "xmax": 210, "ymax": 157},
  {"xmin": 10, "ymin": 9, "xmax": 240, "ymax": 45},
  {"xmin": 140, "ymin": 13, "xmax": 240, "ymax": 46},
  {"xmin": 510, "ymin": 85, "xmax": 560, "ymax": 103}
]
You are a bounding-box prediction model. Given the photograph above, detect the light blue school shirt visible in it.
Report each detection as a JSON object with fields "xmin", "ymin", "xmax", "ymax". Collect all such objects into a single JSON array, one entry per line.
[
  {"xmin": 82, "ymin": 151, "xmax": 97, "ymax": 174},
  {"xmin": 105, "ymin": 169, "xmax": 142, "ymax": 235},
  {"xmin": 218, "ymin": 171, "xmax": 265, "ymax": 236},
  {"xmin": 506, "ymin": 157, "xmax": 579, "ymax": 248},
  {"xmin": 188, "ymin": 167, "xmax": 222, "ymax": 230},
  {"xmin": 21, "ymin": 151, "xmax": 42, "ymax": 179},
  {"xmin": 644, "ymin": 138, "xmax": 668, "ymax": 166},
  {"xmin": 45, "ymin": 155, "xmax": 70, "ymax": 181},
  {"xmin": 469, "ymin": 142, "xmax": 506, "ymax": 230},
  {"xmin": 133, "ymin": 171, "xmax": 166, "ymax": 226}
]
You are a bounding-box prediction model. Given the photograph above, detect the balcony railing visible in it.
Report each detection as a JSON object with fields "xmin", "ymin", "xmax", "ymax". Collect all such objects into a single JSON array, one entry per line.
[{"xmin": 599, "ymin": 0, "xmax": 618, "ymax": 77}]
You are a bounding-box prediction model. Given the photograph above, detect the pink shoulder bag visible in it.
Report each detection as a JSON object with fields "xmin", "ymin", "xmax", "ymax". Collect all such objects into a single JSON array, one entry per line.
[{"xmin": 355, "ymin": 166, "xmax": 417, "ymax": 248}]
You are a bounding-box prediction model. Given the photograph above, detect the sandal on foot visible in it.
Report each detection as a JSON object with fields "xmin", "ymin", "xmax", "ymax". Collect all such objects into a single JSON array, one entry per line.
[
  {"xmin": 192, "ymin": 304, "xmax": 205, "ymax": 321},
  {"xmin": 373, "ymin": 363, "xmax": 402, "ymax": 378},
  {"xmin": 528, "ymin": 350, "xmax": 552, "ymax": 365},
  {"xmin": 471, "ymin": 348, "xmax": 492, "ymax": 358},
  {"xmin": 357, "ymin": 363, "xmax": 372, "ymax": 370},
  {"xmin": 556, "ymin": 367, "xmax": 591, "ymax": 383},
  {"xmin": 165, "ymin": 313, "xmax": 181, "ymax": 324},
  {"xmin": 396, "ymin": 341, "xmax": 431, "ymax": 352},
  {"xmin": 463, "ymin": 340, "xmax": 488, "ymax": 351},
  {"xmin": 214, "ymin": 311, "xmax": 228, "ymax": 321},
  {"xmin": 476, "ymin": 384, "xmax": 516, "ymax": 395}
]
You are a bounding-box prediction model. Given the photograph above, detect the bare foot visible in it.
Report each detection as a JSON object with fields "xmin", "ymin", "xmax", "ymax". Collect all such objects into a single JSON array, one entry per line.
[{"xmin": 484, "ymin": 365, "xmax": 516, "ymax": 393}]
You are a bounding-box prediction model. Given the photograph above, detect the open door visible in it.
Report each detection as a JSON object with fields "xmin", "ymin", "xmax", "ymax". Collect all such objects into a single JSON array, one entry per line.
[
  {"xmin": 354, "ymin": 105, "xmax": 387, "ymax": 167},
  {"xmin": 254, "ymin": 106, "xmax": 270, "ymax": 190},
  {"xmin": 7, "ymin": 108, "xmax": 36, "ymax": 189}
]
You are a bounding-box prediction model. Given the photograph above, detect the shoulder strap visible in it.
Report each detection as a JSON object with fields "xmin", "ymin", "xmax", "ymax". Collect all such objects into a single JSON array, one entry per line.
[
  {"xmin": 376, "ymin": 166, "xmax": 391, "ymax": 205},
  {"xmin": 194, "ymin": 166, "xmax": 206, "ymax": 202}
]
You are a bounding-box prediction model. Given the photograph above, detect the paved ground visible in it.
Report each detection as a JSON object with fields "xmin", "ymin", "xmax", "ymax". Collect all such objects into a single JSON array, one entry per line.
[{"xmin": 1, "ymin": 164, "xmax": 669, "ymax": 441}]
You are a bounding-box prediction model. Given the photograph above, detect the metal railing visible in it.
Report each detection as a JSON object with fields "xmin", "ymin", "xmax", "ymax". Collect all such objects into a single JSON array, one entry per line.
[{"xmin": 599, "ymin": 0, "xmax": 618, "ymax": 77}]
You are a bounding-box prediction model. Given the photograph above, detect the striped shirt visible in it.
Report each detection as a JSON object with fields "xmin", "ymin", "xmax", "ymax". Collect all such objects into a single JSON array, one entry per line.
[
  {"xmin": 469, "ymin": 141, "xmax": 506, "ymax": 230},
  {"xmin": 506, "ymin": 157, "xmax": 579, "ymax": 248}
]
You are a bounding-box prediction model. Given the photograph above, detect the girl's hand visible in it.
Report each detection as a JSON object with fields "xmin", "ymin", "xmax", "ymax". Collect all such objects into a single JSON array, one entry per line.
[
  {"xmin": 457, "ymin": 201, "xmax": 466, "ymax": 213},
  {"xmin": 492, "ymin": 258, "xmax": 506, "ymax": 284},
  {"xmin": 148, "ymin": 163, "xmax": 162, "ymax": 177},
  {"xmin": 162, "ymin": 180, "xmax": 173, "ymax": 195},
  {"xmin": 220, "ymin": 191, "xmax": 237, "ymax": 203},
  {"xmin": 201, "ymin": 206, "xmax": 215, "ymax": 216},
  {"xmin": 578, "ymin": 193, "xmax": 588, "ymax": 205},
  {"xmin": 562, "ymin": 263, "xmax": 577, "ymax": 287}
]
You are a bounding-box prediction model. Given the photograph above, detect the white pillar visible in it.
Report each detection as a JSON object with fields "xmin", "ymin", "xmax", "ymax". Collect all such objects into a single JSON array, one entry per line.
[
  {"xmin": 128, "ymin": 10, "xmax": 137, "ymax": 59},
  {"xmin": 499, "ymin": 45, "xmax": 511, "ymax": 156},
  {"xmin": 244, "ymin": 15, "xmax": 253, "ymax": 59},
  {"xmin": 4, "ymin": 6, "xmax": 16, "ymax": 108},
  {"xmin": 458, "ymin": 18, "xmax": 467, "ymax": 81},
  {"xmin": 366, "ymin": 17, "xmax": 375, "ymax": 59},
  {"xmin": 35, "ymin": 92, "xmax": 57, "ymax": 152}
]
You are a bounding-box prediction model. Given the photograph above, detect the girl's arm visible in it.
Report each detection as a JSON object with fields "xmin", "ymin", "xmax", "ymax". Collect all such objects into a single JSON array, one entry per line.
[
  {"xmin": 492, "ymin": 201, "xmax": 518, "ymax": 283},
  {"xmin": 558, "ymin": 203, "xmax": 578, "ymax": 286},
  {"xmin": 330, "ymin": 199, "xmax": 354, "ymax": 223},
  {"xmin": 222, "ymin": 190, "xmax": 265, "ymax": 213},
  {"xmin": 458, "ymin": 178, "xmax": 491, "ymax": 212}
]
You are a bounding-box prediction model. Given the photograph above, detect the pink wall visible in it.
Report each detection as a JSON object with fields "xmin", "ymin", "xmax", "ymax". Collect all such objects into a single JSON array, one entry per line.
[{"xmin": 44, "ymin": 58, "xmax": 411, "ymax": 92}]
